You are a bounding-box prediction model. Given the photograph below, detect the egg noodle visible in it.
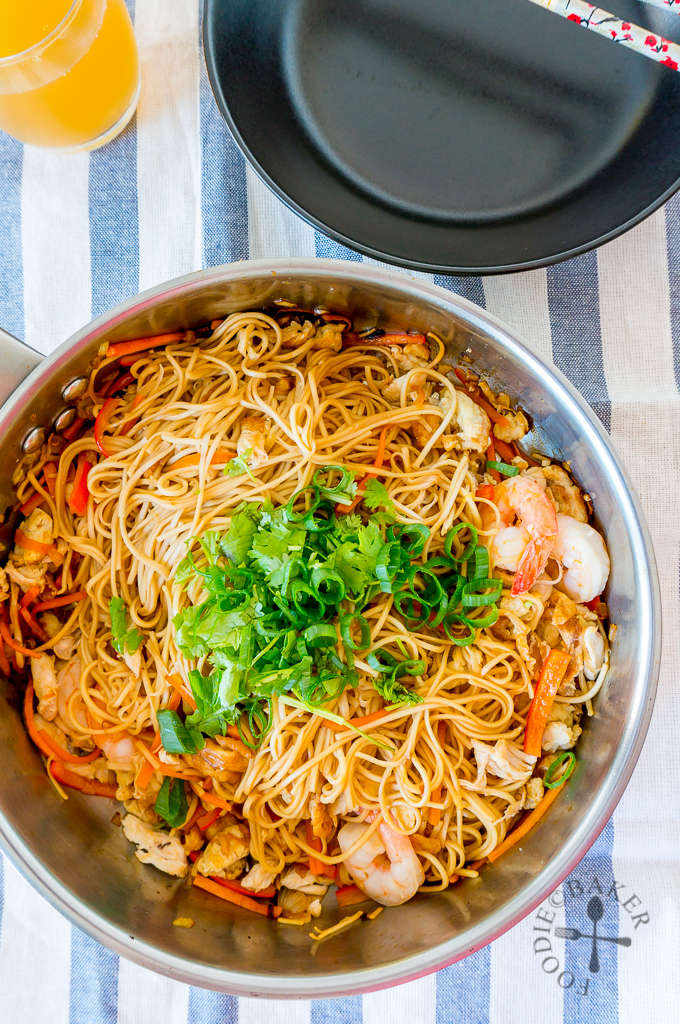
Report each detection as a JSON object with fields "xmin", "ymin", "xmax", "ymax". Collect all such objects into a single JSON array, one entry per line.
[{"xmin": 6, "ymin": 306, "xmax": 610, "ymax": 916}]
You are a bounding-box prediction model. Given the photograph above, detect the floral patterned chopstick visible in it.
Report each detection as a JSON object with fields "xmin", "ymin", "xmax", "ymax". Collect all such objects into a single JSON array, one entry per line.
[{"xmin": 524, "ymin": 0, "xmax": 680, "ymax": 72}]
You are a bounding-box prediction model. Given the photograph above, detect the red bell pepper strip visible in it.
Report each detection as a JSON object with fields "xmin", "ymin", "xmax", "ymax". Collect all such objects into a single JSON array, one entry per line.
[
  {"xmin": 336, "ymin": 884, "xmax": 369, "ymax": 907},
  {"xmin": 68, "ymin": 454, "xmax": 92, "ymax": 516},
  {"xmin": 523, "ymin": 650, "xmax": 572, "ymax": 756},
  {"xmin": 49, "ymin": 759, "xmax": 118, "ymax": 798},
  {"xmin": 94, "ymin": 397, "xmax": 120, "ymax": 457},
  {"xmin": 62, "ymin": 416, "xmax": 86, "ymax": 442}
]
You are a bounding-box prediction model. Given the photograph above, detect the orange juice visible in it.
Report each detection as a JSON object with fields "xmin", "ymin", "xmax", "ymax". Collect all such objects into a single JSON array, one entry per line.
[{"xmin": 0, "ymin": 0, "xmax": 140, "ymax": 151}]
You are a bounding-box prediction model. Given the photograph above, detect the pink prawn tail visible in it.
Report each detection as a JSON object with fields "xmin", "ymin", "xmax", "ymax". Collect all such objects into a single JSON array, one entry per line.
[{"xmin": 511, "ymin": 535, "xmax": 556, "ymax": 595}]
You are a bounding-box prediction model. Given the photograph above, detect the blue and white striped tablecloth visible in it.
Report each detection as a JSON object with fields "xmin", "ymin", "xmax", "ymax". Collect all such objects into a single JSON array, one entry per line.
[{"xmin": 0, "ymin": 2, "xmax": 678, "ymax": 1021}]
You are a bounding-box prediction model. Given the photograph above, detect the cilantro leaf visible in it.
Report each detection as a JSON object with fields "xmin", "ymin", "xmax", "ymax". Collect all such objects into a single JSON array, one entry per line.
[
  {"xmin": 222, "ymin": 504, "xmax": 261, "ymax": 566},
  {"xmin": 362, "ymin": 478, "xmax": 395, "ymax": 514},
  {"xmin": 172, "ymin": 599, "xmax": 254, "ymax": 658},
  {"xmin": 224, "ymin": 448, "xmax": 256, "ymax": 482},
  {"xmin": 109, "ymin": 597, "xmax": 143, "ymax": 655}
]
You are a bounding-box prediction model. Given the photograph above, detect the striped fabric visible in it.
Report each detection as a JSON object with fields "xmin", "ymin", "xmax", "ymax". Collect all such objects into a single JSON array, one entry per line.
[{"xmin": 0, "ymin": 1, "xmax": 677, "ymax": 1020}]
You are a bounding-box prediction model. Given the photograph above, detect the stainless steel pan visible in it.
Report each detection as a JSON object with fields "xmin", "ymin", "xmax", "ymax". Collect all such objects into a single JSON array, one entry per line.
[{"xmin": 0, "ymin": 259, "xmax": 660, "ymax": 998}]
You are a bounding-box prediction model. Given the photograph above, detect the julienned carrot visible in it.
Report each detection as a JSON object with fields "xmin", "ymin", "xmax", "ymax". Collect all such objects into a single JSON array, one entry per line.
[
  {"xmin": 14, "ymin": 529, "xmax": 54, "ymax": 556},
  {"xmin": 492, "ymin": 434, "xmax": 517, "ymax": 465},
  {"xmin": 193, "ymin": 786, "xmax": 231, "ymax": 811},
  {"xmin": 20, "ymin": 586, "xmax": 40, "ymax": 608},
  {"xmin": 172, "ymin": 450, "xmax": 233, "ymax": 471},
  {"xmin": 487, "ymin": 784, "xmax": 565, "ymax": 863},
  {"xmin": 485, "ymin": 438, "xmax": 501, "ymax": 485},
  {"xmin": 49, "ymin": 760, "xmax": 118, "ymax": 798},
  {"xmin": 523, "ymin": 649, "xmax": 572, "ymax": 756},
  {"xmin": 305, "ymin": 820, "xmax": 324, "ymax": 875},
  {"xmin": 0, "ymin": 620, "xmax": 41, "ymax": 658},
  {"xmin": 38, "ymin": 729, "xmax": 101, "ymax": 765},
  {"xmin": 167, "ymin": 672, "xmax": 197, "ymax": 710},
  {"xmin": 324, "ymin": 706, "xmax": 391, "ymax": 733},
  {"xmin": 19, "ymin": 491, "xmax": 45, "ymax": 515},
  {"xmin": 336, "ymin": 884, "xmax": 370, "ymax": 907},
  {"xmin": 212, "ymin": 876, "xmax": 278, "ymax": 900},
  {"xmin": 469, "ymin": 858, "xmax": 487, "ymax": 871},
  {"xmin": 24, "ymin": 684, "xmax": 54, "ymax": 758},
  {"xmin": 135, "ymin": 757, "xmax": 156, "ymax": 791},
  {"xmin": 196, "ymin": 806, "xmax": 221, "ymax": 831},
  {"xmin": 336, "ymin": 425, "xmax": 391, "ymax": 513},
  {"xmin": 106, "ymin": 331, "xmax": 186, "ymax": 360},
  {"xmin": 32, "ymin": 591, "xmax": 87, "ymax": 613},
  {"xmin": 19, "ymin": 607, "xmax": 49, "ymax": 642},
  {"xmin": 467, "ymin": 391, "xmax": 511, "ymax": 429},
  {"xmin": 166, "ymin": 689, "xmax": 181, "ymax": 712},
  {"xmin": 193, "ymin": 874, "xmax": 282, "ymax": 918},
  {"xmin": 0, "ymin": 639, "xmax": 10, "ymax": 677},
  {"xmin": 43, "ymin": 462, "xmax": 58, "ymax": 498}
]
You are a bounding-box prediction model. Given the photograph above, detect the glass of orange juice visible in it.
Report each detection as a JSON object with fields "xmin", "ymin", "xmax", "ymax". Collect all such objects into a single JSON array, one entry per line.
[{"xmin": 0, "ymin": 0, "xmax": 140, "ymax": 152}]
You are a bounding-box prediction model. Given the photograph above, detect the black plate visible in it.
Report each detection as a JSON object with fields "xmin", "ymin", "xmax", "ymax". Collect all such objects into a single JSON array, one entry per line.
[{"xmin": 204, "ymin": 0, "xmax": 680, "ymax": 274}]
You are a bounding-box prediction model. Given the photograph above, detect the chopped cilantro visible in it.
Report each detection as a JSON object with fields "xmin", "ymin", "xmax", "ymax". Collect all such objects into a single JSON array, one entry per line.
[
  {"xmin": 362, "ymin": 478, "xmax": 395, "ymax": 514},
  {"xmin": 224, "ymin": 448, "xmax": 256, "ymax": 481},
  {"xmin": 109, "ymin": 597, "xmax": 143, "ymax": 656}
]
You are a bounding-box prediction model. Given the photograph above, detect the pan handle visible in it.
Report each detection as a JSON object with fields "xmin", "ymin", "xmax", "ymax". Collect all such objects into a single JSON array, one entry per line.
[{"xmin": 0, "ymin": 328, "xmax": 43, "ymax": 407}]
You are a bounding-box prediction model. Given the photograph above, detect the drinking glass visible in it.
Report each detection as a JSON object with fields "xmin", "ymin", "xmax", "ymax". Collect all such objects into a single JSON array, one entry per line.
[{"xmin": 0, "ymin": 0, "xmax": 140, "ymax": 152}]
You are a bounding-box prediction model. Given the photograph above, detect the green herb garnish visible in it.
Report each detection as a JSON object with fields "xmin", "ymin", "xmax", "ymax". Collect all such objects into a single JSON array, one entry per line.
[
  {"xmin": 109, "ymin": 596, "xmax": 143, "ymax": 655},
  {"xmin": 154, "ymin": 776, "xmax": 188, "ymax": 827}
]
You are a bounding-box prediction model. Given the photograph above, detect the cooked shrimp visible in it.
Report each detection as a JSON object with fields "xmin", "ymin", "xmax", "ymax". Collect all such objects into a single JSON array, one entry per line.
[
  {"xmin": 337, "ymin": 821, "xmax": 424, "ymax": 906},
  {"xmin": 552, "ymin": 514, "xmax": 610, "ymax": 604},
  {"xmin": 56, "ymin": 658, "xmax": 88, "ymax": 731},
  {"xmin": 31, "ymin": 653, "xmax": 59, "ymax": 721},
  {"xmin": 491, "ymin": 477, "xmax": 558, "ymax": 596},
  {"xmin": 99, "ymin": 731, "xmax": 137, "ymax": 766}
]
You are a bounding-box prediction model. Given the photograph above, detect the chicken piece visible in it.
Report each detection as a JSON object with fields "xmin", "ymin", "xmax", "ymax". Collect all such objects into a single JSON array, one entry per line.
[
  {"xmin": 310, "ymin": 322, "xmax": 343, "ymax": 351},
  {"xmin": 525, "ymin": 777, "xmax": 544, "ymax": 810},
  {"xmin": 498, "ymin": 594, "xmax": 542, "ymax": 635},
  {"xmin": 541, "ymin": 703, "xmax": 582, "ymax": 753},
  {"xmin": 309, "ymin": 793, "xmax": 334, "ymax": 840},
  {"xmin": 66, "ymin": 756, "xmax": 111, "ymax": 784},
  {"xmin": 186, "ymin": 738, "xmax": 248, "ymax": 780},
  {"xmin": 183, "ymin": 826, "xmax": 205, "ymax": 855},
  {"xmin": 280, "ymin": 320, "xmax": 316, "ymax": 348},
  {"xmin": 550, "ymin": 592, "xmax": 581, "ymax": 650},
  {"xmin": 582, "ymin": 624, "xmax": 606, "ymax": 680},
  {"xmin": 237, "ymin": 416, "xmax": 269, "ymax": 467},
  {"xmin": 223, "ymin": 858, "xmax": 249, "ymax": 881},
  {"xmin": 0, "ymin": 565, "xmax": 8, "ymax": 603},
  {"xmin": 462, "ymin": 739, "xmax": 536, "ymax": 791},
  {"xmin": 410, "ymin": 834, "xmax": 443, "ymax": 855},
  {"xmin": 280, "ymin": 866, "xmax": 329, "ymax": 896},
  {"xmin": 123, "ymin": 799, "xmax": 159, "ymax": 825},
  {"xmin": 241, "ymin": 863, "xmax": 278, "ymax": 892},
  {"xmin": 122, "ymin": 814, "xmax": 188, "ymax": 878},
  {"xmin": 6, "ymin": 561, "xmax": 47, "ymax": 592},
  {"xmin": 390, "ymin": 343, "xmax": 430, "ymax": 372},
  {"xmin": 493, "ymin": 407, "xmax": 529, "ymax": 443},
  {"xmin": 455, "ymin": 391, "xmax": 491, "ymax": 453},
  {"xmin": 542, "ymin": 465, "xmax": 588, "ymax": 523},
  {"xmin": 383, "ymin": 370, "xmax": 428, "ymax": 404},
  {"xmin": 158, "ymin": 748, "xmax": 181, "ymax": 766},
  {"xmin": 123, "ymin": 648, "xmax": 143, "ymax": 678},
  {"xmin": 328, "ymin": 787, "xmax": 357, "ymax": 817},
  {"xmin": 34, "ymin": 712, "xmax": 69, "ymax": 748},
  {"xmin": 31, "ymin": 653, "xmax": 59, "ymax": 721},
  {"xmin": 195, "ymin": 822, "xmax": 250, "ymax": 878},
  {"xmin": 205, "ymin": 812, "xmax": 237, "ymax": 841},
  {"xmin": 14, "ymin": 509, "xmax": 53, "ymax": 565},
  {"xmin": 115, "ymin": 770, "xmax": 135, "ymax": 802},
  {"xmin": 40, "ymin": 611, "xmax": 77, "ymax": 660}
]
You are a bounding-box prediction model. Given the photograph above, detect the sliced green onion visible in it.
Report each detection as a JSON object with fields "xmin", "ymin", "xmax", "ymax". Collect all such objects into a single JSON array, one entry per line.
[
  {"xmin": 286, "ymin": 486, "xmax": 320, "ymax": 521},
  {"xmin": 156, "ymin": 709, "xmax": 204, "ymax": 754},
  {"xmin": 302, "ymin": 623, "xmax": 338, "ymax": 649},
  {"xmin": 392, "ymin": 590, "xmax": 429, "ymax": 629},
  {"xmin": 313, "ymin": 465, "xmax": 356, "ymax": 502},
  {"xmin": 387, "ymin": 522, "xmax": 430, "ymax": 557},
  {"xmin": 154, "ymin": 776, "xmax": 189, "ymax": 828},
  {"xmin": 340, "ymin": 612, "xmax": 371, "ymax": 650},
  {"xmin": 423, "ymin": 556, "xmax": 459, "ymax": 574},
  {"xmin": 375, "ymin": 541, "xmax": 406, "ymax": 592},
  {"xmin": 441, "ymin": 613, "xmax": 476, "ymax": 646},
  {"xmin": 304, "ymin": 499, "xmax": 336, "ymax": 532},
  {"xmin": 470, "ymin": 546, "xmax": 490, "ymax": 581},
  {"xmin": 289, "ymin": 580, "xmax": 326, "ymax": 622},
  {"xmin": 407, "ymin": 566, "xmax": 445, "ymax": 609},
  {"xmin": 544, "ymin": 751, "xmax": 576, "ymax": 789},
  {"xmin": 444, "ymin": 522, "xmax": 478, "ymax": 563},
  {"xmin": 279, "ymin": 695, "xmax": 393, "ymax": 750},
  {"xmin": 461, "ymin": 578, "xmax": 503, "ymax": 606},
  {"xmin": 310, "ymin": 565, "xmax": 346, "ymax": 604},
  {"xmin": 461, "ymin": 604, "xmax": 499, "ymax": 629},
  {"xmin": 486, "ymin": 459, "xmax": 519, "ymax": 477},
  {"xmin": 217, "ymin": 589, "xmax": 250, "ymax": 612}
]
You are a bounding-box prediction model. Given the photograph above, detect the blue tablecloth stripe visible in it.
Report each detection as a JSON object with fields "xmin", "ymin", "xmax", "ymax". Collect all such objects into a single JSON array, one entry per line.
[
  {"xmin": 0, "ymin": 134, "xmax": 23, "ymax": 340},
  {"xmin": 563, "ymin": 821, "xmax": 619, "ymax": 1024},
  {"xmin": 547, "ymin": 253, "xmax": 611, "ymax": 433},
  {"xmin": 187, "ymin": 986, "xmax": 238, "ymax": 1024},
  {"xmin": 69, "ymin": 928, "xmax": 119, "ymax": 1024},
  {"xmin": 199, "ymin": 40, "xmax": 250, "ymax": 268},
  {"xmin": 314, "ymin": 235, "xmax": 364, "ymax": 262},
  {"xmin": 664, "ymin": 194, "xmax": 680, "ymax": 393},
  {"xmin": 312, "ymin": 994, "xmax": 364, "ymax": 1023},
  {"xmin": 434, "ymin": 275, "xmax": 486, "ymax": 309},
  {"xmin": 436, "ymin": 943, "xmax": 491, "ymax": 1024},
  {"xmin": 89, "ymin": 117, "xmax": 140, "ymax": 319}
]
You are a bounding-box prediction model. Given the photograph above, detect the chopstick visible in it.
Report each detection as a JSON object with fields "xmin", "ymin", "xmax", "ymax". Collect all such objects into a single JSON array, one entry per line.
[
  {"xmin": 641, "ymin": 0, "xmax": 680, "ymax": 13},
  {"xmin": 524, "ymin": 0, "xmax": 680, "ymax": 72}
]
